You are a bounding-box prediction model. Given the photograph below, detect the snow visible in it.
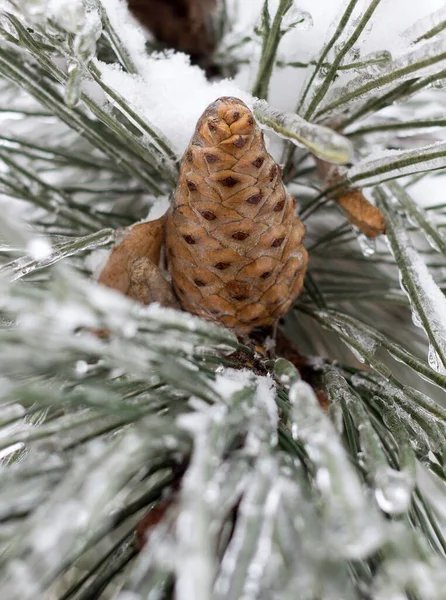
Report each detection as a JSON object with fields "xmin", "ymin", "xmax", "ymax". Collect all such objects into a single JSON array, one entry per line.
[{"xmin": 97, "ymin": 53, "xmax": 251, "ymax": 156}]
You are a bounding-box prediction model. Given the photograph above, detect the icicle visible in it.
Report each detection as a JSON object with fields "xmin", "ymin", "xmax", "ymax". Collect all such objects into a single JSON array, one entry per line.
[
  {"xmin": 253, "ymin": 99, "xmax": 353, "ymax": 164},
  {"xmin": 289, "ymin": 379, "xmax": 385, "ymax": 558},
  {"xmin": 214, "ymin": 459, "xmax": 323, "ymax": 600},
  {"xmin": 65, "ymin": 60, "xmax": 82, "ymax": 108},
  {"xmin": 322, "ymin": 365, "xmax": 344, "ymax": 434},
  {"xmin": 73, "ymin": 9, "xmax": 102, "ymax": 62},
  {"xmin": 175, "ymin": 370, "xmax": 278, "ymax": 600}
]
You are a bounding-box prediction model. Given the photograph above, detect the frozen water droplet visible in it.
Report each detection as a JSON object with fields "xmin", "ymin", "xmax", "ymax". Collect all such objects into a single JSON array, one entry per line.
[
  {"xmin": 65, "ymin": 61, "xmax": 82, "ymax": 108},
  {"xmin": 50, "ymin": 0, "xmax": 85, "ymax": 33},
  {"xmin": 431, "ymin": 78, "xmax": 446, "ymax": 90},
  {"xmin": 428, "ymin": 345, "xmax": 446, "ymax": 375},
  {"xmin": 282, "ymin": 6, "xmax": 313, "ymax": 32},
  {"xmin": 26, "ymin": 238, "xmax": 51, "ymax": 260},
  {"xmin": 75, "ymin": 360, "xmax": 88, "ymax": 376},
  {"xmin": 357, "ymin": 233, "xmax": 376, "ymax": 257},
  {"xmin": 74, "ymin": 12, "xmax": 102, "ymax": 61},
  {"xmin": 274, "ymin": 358, "xmax": 300, "ymax": 388},
  {"xmin": 374, "ymin": 467, "xmax": 413, "ymax": 515},
  {"xmin": 291, "ymin": 422, "xmax": 298, "ymax": 438}
]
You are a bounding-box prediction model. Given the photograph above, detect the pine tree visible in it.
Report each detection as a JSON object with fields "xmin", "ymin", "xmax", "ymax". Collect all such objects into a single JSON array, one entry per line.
[{"xmin": 0, "ymin": 1, "xmax": 446, "ymax": 599}]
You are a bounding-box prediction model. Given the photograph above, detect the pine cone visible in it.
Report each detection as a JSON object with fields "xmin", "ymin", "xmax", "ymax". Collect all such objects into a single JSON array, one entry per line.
[
  {"xmin": 127, "ymin": 0, "xmax": 216, "ymax": 60},
  {"xmin": 166, "ymin": 97, "xmax": 308, "ymax": 333}
]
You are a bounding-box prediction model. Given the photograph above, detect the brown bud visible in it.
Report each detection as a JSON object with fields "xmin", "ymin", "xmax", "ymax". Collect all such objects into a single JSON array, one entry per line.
[
  {"xmin": 98, "ymin": 217, "xmax": 179, "ymax": 309},
  {"xmin": 315, "ymin": 158, "xmax": 386, "ymax": 238},
  {"xmin": 336, "ymin": 190, "xmax": 386, "ymax": 238}
]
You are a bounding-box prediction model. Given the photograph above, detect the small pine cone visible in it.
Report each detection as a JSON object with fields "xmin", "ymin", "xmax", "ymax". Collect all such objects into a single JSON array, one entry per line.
[{"xmin": 166, "ymin": 97, "xmax": 308, "ymax": 333}]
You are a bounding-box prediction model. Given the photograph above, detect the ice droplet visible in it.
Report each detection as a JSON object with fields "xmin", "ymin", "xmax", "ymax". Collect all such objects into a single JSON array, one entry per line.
[
  {"xmin": 282, "ymin": 6, "xmax": 313, "ymax": 32},
  {"xmin": 428, "ymin": 345, "xmax": 446, "ymax": 375},
  {"xmin": 356, "ymin": 232, "xmax": 376, "ymax": 257},
  {"xmin": 65, "ymin": 61, "xmax": 82, "ymax": 108},
  {"xmin": 26, "ymin": 238, "xmax": 51, "ymax": 261},
  {"xmin": 49, "ymin": 0, "xmax": 85, "ymax": 33},
  {"xmin": 374, "ymin": 467, "xmax": 413, "ymax": 515},
  {"xmin": 274, "ymin": 358, "xmax": 300, "ymax": 388},
  {"xmin": 73, "ymin": 11, "xmax": 102, "ymax": 62}
]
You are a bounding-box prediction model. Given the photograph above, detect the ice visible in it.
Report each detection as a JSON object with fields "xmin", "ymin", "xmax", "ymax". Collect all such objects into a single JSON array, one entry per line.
[
  {"xmin": 254, "ymin": 99, "xmax": 353, "ymax": 164},
  {"xmin": 342, "ymin": 49, "xmax": 392, "ymax": 76},
  {"xmin": 374, "ymin": 467, "xmax": 414, "ymax": 514},
  {"xmin": 273, "ymin": 357, "xmax": 301, "ymax": 388},
  {"xmin": 351, "ymin": 373, "xmax": 446, "ymax": 458},
  {"xmin": 26, "ymin": 238, "xmax": 51, "ymax": 261},
  {"xmin": 356, "ymin": 232, "xmax": 377, "ymax": 256},
  {"xmin": 348, "ymin": 141, "xmax": 446, "ymax": 187},
  {"xmin": 386, "ymin": 180, "xmax": 446, "ymax": 256},
  {"xmin": 175, "ymin": 370, "xmax": 279, "ymax": 600},
  {"xmin": 289, "ymin": 379, "xmax": 386, "ymax": 558},
  {"xmin": 65, "ymin": 61, "xmax": 82, "ymax": 108},
  {"xmin": 281, "ymin": 6, "xmax": 313, "ymax": 33},
  {"xmin": 0, "ymin": 427, "xmax": 163, "ymax": 600},
  {"xmin": 323, "ymin": 366, "xmax": 415, "ymax": 515},
  {"xmin": 380, "ymin": 193, "xmax": 446, "ymax": 374},
  {"xmin": 402, "ymin": 6, "xmax": 446, "ymax": 44},
  {"xmin": 319, "ymin": 35, "xmax": 446, "ymax": 119},
  {"xmin": 48, "ymin": 0, "xmax": 85, "ymax": 33},
  {"xmin": 1, "ymin": 229, "xmax": 114, "ymax": 282}
]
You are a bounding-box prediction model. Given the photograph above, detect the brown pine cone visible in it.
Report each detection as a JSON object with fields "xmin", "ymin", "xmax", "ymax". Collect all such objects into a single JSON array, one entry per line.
[
  {"xmin": 127, "ymin": 0, "xmax": 216, "ymax": 60},
  {"xmin": 166, "ymin": 97, "xmax": 308, "ymax": 333}
]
